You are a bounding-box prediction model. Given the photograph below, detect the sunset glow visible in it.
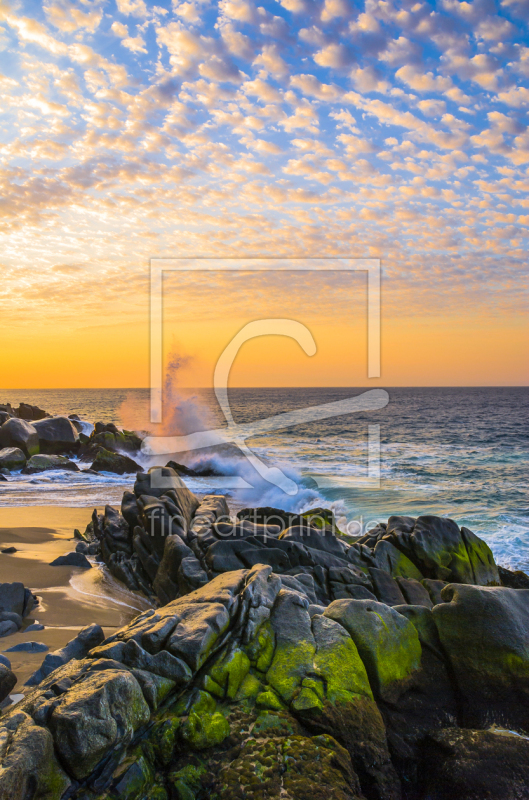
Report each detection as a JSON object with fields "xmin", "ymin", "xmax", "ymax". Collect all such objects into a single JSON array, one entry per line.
[{"xmin": 1, "ymin": 0, "xmax": 528, "ymax": 387}]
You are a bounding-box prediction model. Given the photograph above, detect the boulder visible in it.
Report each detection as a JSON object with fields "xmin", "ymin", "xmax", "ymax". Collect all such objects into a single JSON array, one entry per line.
[
  {"xmin": 324, "ymin": 598, "xmax": 422, "ymax": 703},
  {"xmin": 373, "ymin": 540, "xmax": 424, "ymax": 581},
  {"xmin": 460, "ymin": 526, "xmax": 500, "ymax": 586},
  {"xmin": 84, "ymin": 429, "xmax": 142, "ymax": 457},
  {"xmin": 498, "ymin": 565, "xmax": 529, "ymax": 589},
  {"xmin": 49, "ymin": 552, "xmax": 92, "ymax": 569},
  {"xmin": 394, "ymin": 577, "xmax": 433, "ymax": 608},
  {"xmin": 21, "ymin": 453, "xmax": 80, "ymax": 474},
  {"xmin": 153, "ymin": 534, "xmax": 195, "ymax": 604},
  {"xmin": 48, "ymin": 669, "xmax": 150, "ymax": 779},
  {"xmin": 5, "ymin": 641, "xmax": 48, "ymax": 653},
  {"xmin": 385, "ymin": 515, "xmax": 499, "ymax": 585},
  {"xmin": 0, "ymin": 582, "xmax": 26, "ymax": 617},
  {"xmin": 433, "ymin": 584, "xmax": 529, "ymax": 729},
  {"xmin": 0, "ymin": 418, "xmax": 39, "ymax": 457},
  {"xmin": 32, "ymin": 416, "xmax": 79, "ymax": 454},
  {"xmin": 0, "ymin": 621, "xmax": 18, "ymax": 638},
  {"xmin": 422, "ymin": 727, "xmax": 529, "ymax": 800},
  {"xmin": 421, "ymin": 578, "xmax": 448, "ymax": 606},
  {"xmin": 16, "ymin": 402, "xmax": 47, "ymax": 420},
  {"xmin": 90, "ymin": 448, "xmax": 142, "ymax": 474},
  {"xmin": 26, "ymin": 623, "xmax": 105, "ymax": 685},
  {"xmin": 0, "ymin": 448, "xmax": 25, "ymax": 471},
  {"xmin": 0, "ymin": 663, "xmax": 16, "ymax": 701},
  {"xmin": 368, "ymin": 568, "xmax": 406, "ymax": 606},
  {"xmin": 0, "ymin": 611, "xmax": 22, "ymax": 628},
  {"xmin": 0, "ymin": 712, "xmax": 71, "ymax": 799}
]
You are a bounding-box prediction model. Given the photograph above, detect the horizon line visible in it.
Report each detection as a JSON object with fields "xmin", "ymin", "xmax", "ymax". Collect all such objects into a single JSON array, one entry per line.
[{"xmin": 1, "ymin": 386, "xmax": 528, "ymax": 391}]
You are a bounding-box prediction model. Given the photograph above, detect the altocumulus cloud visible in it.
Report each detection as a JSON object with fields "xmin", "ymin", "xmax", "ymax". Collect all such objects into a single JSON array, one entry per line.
[{"xmin": 0, "ymin": 0, "xmax": 528, "ymax": 321}]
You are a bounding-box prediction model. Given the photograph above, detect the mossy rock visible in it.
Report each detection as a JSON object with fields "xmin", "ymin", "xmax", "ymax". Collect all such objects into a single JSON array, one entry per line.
[
  {"xmin": 152, "ymin": 715, "xmax": 182, "ymax": 766},
  {"xmin": 324, "ymin": 599, "xmax": 421, "ymax": 703},
  {"xmin": 207, "ymin": 648, "xmax": 250, "ymax": 700},
  {"xmin": 112, "ymin": 752, "xmax": 154, "ymax": 800},
  {"xmin": 216, "ymin": 733, "xmax": 363, "ymax": 799},
  {"xmin": 179, "ymin": 690, "xmax": 230, "ymax": 751},
  {"xmin": 170, "ymin": 762, "xmax": 207, "ymax": 800}
]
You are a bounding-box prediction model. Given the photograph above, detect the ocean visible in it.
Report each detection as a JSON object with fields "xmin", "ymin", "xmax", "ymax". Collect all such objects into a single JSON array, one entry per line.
[{"xmin": 1, "ymin": 387, "xmax": 528, "ymax": 572}]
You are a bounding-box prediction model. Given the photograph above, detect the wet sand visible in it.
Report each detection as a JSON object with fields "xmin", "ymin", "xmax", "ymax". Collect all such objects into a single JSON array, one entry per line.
[{"xmin": 0, "ymin": 506, "xmax": 151, "ymax": 693}]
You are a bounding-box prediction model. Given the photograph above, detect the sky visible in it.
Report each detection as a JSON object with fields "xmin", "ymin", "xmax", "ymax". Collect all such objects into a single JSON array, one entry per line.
[{"xmin": 0, "ymin": 0, "xmax": 528, "ymax": 388}]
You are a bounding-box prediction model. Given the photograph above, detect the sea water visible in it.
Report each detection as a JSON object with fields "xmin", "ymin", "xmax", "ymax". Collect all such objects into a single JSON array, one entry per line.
[{"xmin": 0, "ymin": 387, "xmax": 527, "ymax": 572}]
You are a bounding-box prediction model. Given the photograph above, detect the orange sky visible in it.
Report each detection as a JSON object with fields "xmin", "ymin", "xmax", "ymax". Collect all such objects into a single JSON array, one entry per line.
[
  {"xmin": 3, "ymin": 281, "xmax": 527, "ymax": 387},
  {"xmin": 1, "ymin": 1, "xmax": 528, "ymax": 389}
]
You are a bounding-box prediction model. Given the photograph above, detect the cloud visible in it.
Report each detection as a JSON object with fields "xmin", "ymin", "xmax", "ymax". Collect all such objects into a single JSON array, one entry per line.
[
  {"xmin": 253, "ymin": 44, "xmax": 289, "ymax": 77},
  {"xmin": 0, "ymin": 0, "xmax": 527, "ymax": 333},
  {"xmin": 116, "ymin": 0, "xmax": 149, "ymax": 18},
  {"xmin": 43, "ymin": 1, "xmax": 103, "ymax": 33}
]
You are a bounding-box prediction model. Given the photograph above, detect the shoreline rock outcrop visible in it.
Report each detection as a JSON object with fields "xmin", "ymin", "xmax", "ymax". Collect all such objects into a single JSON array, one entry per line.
[{"xmin": 0, "ymin": 554, "xmax": 527, "ymax": 800}]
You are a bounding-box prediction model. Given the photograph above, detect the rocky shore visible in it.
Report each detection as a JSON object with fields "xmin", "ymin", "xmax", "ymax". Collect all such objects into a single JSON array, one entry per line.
[{"xmin": 1, "ymin": 405, "xmax": 529, "ymax": 799}]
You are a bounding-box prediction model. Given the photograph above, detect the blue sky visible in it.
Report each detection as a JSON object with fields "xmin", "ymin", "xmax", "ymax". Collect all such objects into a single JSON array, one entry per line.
[{"xmin": 0, "ymin": 0, "xmax": 528, "ymax": 346}]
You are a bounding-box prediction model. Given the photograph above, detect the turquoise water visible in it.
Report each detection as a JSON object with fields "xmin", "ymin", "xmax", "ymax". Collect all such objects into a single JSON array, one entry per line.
[{"xmin": 0, "ymin": 387, "xmax": 528, "ymax": 571}]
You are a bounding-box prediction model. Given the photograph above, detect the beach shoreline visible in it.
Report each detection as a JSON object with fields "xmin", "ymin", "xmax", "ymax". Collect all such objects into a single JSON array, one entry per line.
[{"xmin": 0, "ymin": 505, "xmax": 150, "ymax": 690}]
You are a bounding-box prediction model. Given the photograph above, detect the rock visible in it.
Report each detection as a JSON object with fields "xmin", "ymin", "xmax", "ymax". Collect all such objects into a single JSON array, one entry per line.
[
  {"xmin": 26, "ymin": 623, "xmax": 105, "ymax": 685},
  {"xmin": 394, "ymin": 577, "xmax": 433, "ymax": 608},
  {"xmin": 84, "ymin": 429, "xmax": 143, "ymax": 458},
  {"xmin": 0, "ymin": 473, "xmax": 7, "ymax": 481},
  {"xmin": 368, "ymin": 568, "xmax": 406, "ymax": 606},
  {"xmin": 0, "ymin": 663, "xmax": 16, "ymax": 701},
  {"xmin": 373, "ymin": 540, "xmax": 424, "ymax": 581},
  {"xmin": 385, "ymin": 514, "xmax": 499, "ymax": 585},
  {"xmin": 5, "ymin": 641, "xmax": 48, "ymax": 653},
  {"xmin": 121, "ymin": 490, "xmax": 140, "ymax": 530},
  {"xmin": 0, "ymin": 654, "xmax": 11, "ymax": 668},
  {"xmin": 153, "ymin": 535, "xmax": 196, "ymax": 604},
  {"xmin": 21, "ymin": 453, "xmax": 80, "ymax": 474},
  {"xmin": 24, "ymin": 622, "xmax": 44, "ymax": 632},
  {"xmin": 0, "ymin": 621, "xmax": 18, "ymax": 638},
  {"xmin": 433, "ymin": 584, "xmax": 529, "ymax": 729},
  {"xmin": 90, "ymin": 447, "xmax": 142, "ymax": 474},
  {"xmin": 421, "ymin": 578, "xmax": 448, "ymax": 605},
  {"xmin": 218, "ymin": 732, "xmax": 365, "ymax": 800},
  {"xmin": 49, "ymin": 552, "xmax": 92, "ymax": 569},
  {"xmin": 17, "ymin": 402, "xmax": 47, "ymax": 420},
  {"xmin": 324, "ymin": 598, "xmax": 422, "ymax": 702},
  {"xmin": 1, "ymin": 547, "xmax": 17, "ymax": 554},
  {"xmin": 134, "ymin": 467, "xmax": 200, "ymax": 510},
  {"xmin": 0, "ymin": 582, "xmax": 26, "ymax": 616},
  {"xmin": 33, "ymin": 415, "xmax": 79, "ymax": 454},
  {"xmin": 165, "ymin": 459, "xmax": 203, "ymax": 477},
  {"xmin": 75, "ymin": 540, "xmax": 89, "ymax": 554},
  {"xmin": 177, "ymin": 556, "xmax": 209, "ymax": 595},
  {"xmin": 0, "ymin": 447, "xmax": 26, "ymax": 471},
  {"xmin": 460, "ymin": 526, "xmax": 500, "ymax": 586},
  {"xmin": 498, "ymin": 565, "xmax": 529, "ymax": 589},
  {"xmin": 22, "ymin": 587, "xmax": 37, "ymax": 618},
  {"xmin": 0, "ymin": 711, "xmax": 71, "ymax": 799},
  {"xmin": 0, "ymin": 612, "xmax": 22, "ymax": 628},
  {"xmin": 0, "ymin": 418, "xmax": 39, "ymax": 457},
  {"xmin": 48, "ymin": 669, "xmax": 150, "ymax": 779},
  {"xmin": 422, "ymin": 727, "xmax": 529, "ymax": 800}
]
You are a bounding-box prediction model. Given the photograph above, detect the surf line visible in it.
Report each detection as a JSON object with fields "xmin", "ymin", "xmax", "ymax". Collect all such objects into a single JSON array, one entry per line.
[{"xmin": 142, "ymin": 388, "xmax": 389, "ymax": 495}]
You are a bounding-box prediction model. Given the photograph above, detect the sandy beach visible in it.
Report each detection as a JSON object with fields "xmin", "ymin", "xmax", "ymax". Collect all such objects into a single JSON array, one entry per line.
[{"xmin": 0, "ymin": 506, "xmax": 151, "ymax": 691}]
